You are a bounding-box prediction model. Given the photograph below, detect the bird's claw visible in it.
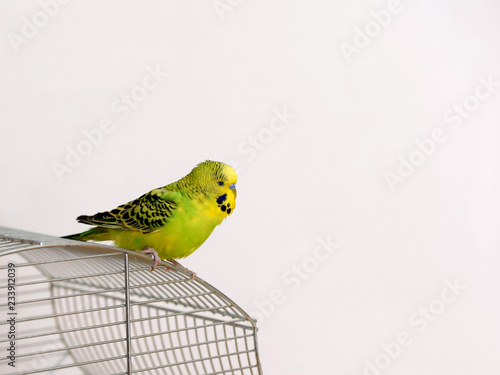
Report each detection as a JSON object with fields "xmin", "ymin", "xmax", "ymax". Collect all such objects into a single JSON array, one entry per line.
[
  {"xmin": 139, "ymin": 247, "xmax": 162, "ymax": 271},
  {"xmin": 138, "ymin": 249, "xmax": 196, "ymax": 278},
  {"xmin": 168, "ymin": 259, "xmax": 197, "ymax": 279}
]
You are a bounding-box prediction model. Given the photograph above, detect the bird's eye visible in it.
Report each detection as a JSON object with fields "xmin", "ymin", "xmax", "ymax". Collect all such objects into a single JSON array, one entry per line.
[{"xmin": 217, "ymin": 181, "xmax": 224, "ymax": 186}]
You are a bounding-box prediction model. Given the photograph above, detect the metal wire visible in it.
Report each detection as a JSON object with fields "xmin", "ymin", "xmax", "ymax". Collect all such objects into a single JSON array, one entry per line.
[{"xmin": 0, "ymin": 227, "xmax": 262, "ymax": 375}]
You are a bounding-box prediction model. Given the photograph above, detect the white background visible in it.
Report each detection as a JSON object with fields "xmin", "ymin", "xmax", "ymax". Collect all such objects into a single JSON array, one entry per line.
[{"xmin": 1, "ymin": 1, "xmax": 500, "ymax": 374}]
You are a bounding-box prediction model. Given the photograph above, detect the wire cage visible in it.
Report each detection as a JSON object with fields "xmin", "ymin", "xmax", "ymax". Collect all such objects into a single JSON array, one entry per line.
[{"xmin": 0, "ymin": 226, "xmax": 262, "ymax": 375}]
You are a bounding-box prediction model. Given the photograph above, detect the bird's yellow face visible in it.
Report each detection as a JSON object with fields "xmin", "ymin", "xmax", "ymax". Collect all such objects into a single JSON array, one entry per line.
[
  {"xmin": 214, "ymin": 163, "xmax": 237, "ymax": 216},
  {"xmin": 190, "ymin": 161, "xmax": 237, "ymax": 216}
]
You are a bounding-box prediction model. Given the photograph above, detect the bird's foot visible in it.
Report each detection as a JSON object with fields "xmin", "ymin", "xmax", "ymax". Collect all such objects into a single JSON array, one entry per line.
[
  {"xmin": 139, "ymin": 247, "xmax": 162, "ymax": 271},
  {"xmin": 168, "ymin": 259, "xmax": 197, "ymax": 279}
]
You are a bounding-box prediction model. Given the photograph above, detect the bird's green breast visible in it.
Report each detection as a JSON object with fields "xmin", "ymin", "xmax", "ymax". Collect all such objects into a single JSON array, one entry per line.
[{"xmin": 110, "ymin": 195, "xmax": 226, "ymax": 260}]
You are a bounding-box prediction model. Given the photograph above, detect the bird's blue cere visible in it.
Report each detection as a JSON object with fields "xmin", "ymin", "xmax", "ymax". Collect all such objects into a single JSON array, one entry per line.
[{"xmin": 230, "ymin": 183, "xmax": 236, "ymax": 190}]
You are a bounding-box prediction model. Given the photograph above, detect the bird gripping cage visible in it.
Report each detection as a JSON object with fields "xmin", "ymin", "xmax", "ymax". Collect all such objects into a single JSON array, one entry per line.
[{"xmin": 0, "ymin": 226, "xmax": 262, "ymax": 374}]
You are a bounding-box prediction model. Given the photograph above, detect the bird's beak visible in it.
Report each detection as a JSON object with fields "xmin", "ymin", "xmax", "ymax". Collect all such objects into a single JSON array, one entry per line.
[{"xmin": 230, "ymin": 183, "xmax": 237, "ymax": 198}]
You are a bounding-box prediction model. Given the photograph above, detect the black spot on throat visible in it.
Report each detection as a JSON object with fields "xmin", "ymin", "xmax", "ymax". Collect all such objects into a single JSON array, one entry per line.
[{"xmin": 217, "ymin": 194, "xmax": 227, "ymax": 205}]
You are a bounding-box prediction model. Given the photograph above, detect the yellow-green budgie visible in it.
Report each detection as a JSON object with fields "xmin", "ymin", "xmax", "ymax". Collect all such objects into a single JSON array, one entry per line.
[{"xmin": 64, "ymin": 160, "xmax": 237, "ymax": 274}]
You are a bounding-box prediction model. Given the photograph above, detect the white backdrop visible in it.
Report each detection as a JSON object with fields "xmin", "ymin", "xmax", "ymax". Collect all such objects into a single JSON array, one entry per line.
[{"xmin": 1, "ymin": 1, "xmax": 500, "ymax": 374}]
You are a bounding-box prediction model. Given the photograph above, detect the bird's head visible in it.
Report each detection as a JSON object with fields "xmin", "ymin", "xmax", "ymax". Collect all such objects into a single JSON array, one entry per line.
[{"xmin": 188, "ymin": 160, "xmax": 237, "ymax": 215}]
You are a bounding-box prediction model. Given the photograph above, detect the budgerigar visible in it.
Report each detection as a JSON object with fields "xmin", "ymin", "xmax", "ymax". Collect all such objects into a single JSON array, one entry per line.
[{"xmin": 63, "ymin": 160, "xmax": 237, "ymax": 274}]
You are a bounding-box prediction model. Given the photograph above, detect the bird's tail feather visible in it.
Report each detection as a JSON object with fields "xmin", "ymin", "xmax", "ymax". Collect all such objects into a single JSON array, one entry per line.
[{"xmin": 62, "ymin": 227, "xmax": 111, "ymax": 242}]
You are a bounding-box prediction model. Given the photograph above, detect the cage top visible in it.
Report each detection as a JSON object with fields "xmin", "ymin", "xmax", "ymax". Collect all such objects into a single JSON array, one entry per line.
[
  {"xmin": 0, "ymin": 226, "xmax": 257, "ymax": 326},
  {"xmin": 0, "ymin": 226, "xmax": 135, "ymax": 256},
  {"xmin": 0, "ymin": 227, "xmax": 253, "ymax": 316},
  {"xmin": 0, "ymin": 226, "xmax": 262, "ymax": 374}
]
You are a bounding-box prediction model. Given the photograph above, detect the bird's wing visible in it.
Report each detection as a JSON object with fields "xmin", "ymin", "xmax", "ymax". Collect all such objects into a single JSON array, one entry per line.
[{"xmin": 77, "ymin": 188, "xmax": 182, "ymax": 233}]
